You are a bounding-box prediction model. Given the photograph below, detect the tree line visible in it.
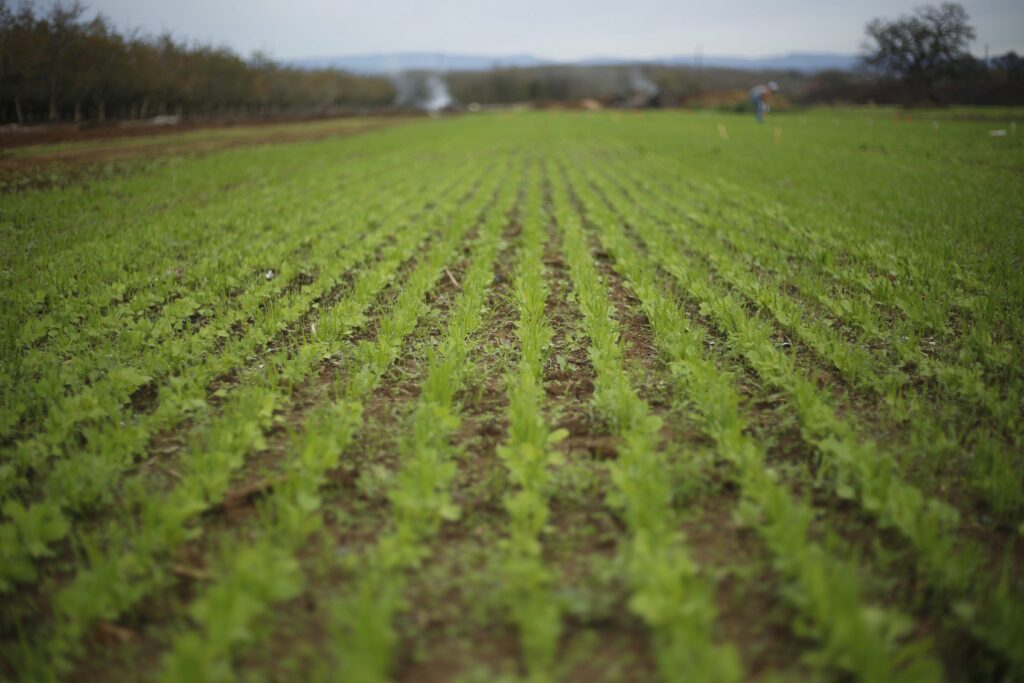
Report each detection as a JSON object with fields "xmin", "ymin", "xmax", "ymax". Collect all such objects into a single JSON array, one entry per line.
[
  {"xmin": 0, "ymin": 0, "xmax": 1019, "ymax": 126},
  {"xmin": 804, "ymin": 2, "xmax": 1023, "ymax": 106},
  {"xmin": 0, "ymin": 1, "xmax": 394, "ymax": 125}
]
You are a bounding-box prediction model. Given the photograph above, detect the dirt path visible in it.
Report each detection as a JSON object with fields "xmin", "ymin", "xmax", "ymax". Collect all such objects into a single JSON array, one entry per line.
[
  {"xmin": 0, "ymin": 113, "xmax": 418, "ymax": 151},
  {"xmin": 0, "ymin": 116, "xmax": 411, "ymax": 192}
]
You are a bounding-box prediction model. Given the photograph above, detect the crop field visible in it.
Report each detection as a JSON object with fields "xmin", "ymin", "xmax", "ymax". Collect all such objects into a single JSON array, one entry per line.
[{"xmin": 1, "ymin": 109, "xmax": 1023, "ymax": 682}]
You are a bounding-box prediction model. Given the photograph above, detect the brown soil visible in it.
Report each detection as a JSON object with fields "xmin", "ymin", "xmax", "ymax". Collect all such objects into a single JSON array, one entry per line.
[
  {"xmin": 223, "ymin": 185, "xmax": 509, "ymax": 682},
  {"xmin": 564, "ymin": 176, "xmax": 816, "ymax": 679},
  {"xmin": 9, "ymin": 138, "xmax": 1015, "ymax": 683},
  {"xmin": 45, "ymin": 175, "xmax": 503, "ymax": 683},
  {"xmin": 0, "ymin": 112, "xmax": 412, "ymax": 150},
  {"xmin": 0, "ymin": 117, "xmax": 407, "ymax": 193},
  {"xmin": 388, "ymin": 192, "xmax": 523, "ymax": 681},
  {"xmin": 573, "ymin": 162, "xmax": 1024, "ymax": 678},
  {"xmin": 536, "ymin": 189, "xmax": 658, "ymax": 680}
]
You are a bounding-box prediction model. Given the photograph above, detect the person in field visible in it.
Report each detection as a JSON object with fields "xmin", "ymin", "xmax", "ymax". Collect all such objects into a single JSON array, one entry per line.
[{"xmin": 749, "ymin": 81, "xmax": 778, "ymax": 123}]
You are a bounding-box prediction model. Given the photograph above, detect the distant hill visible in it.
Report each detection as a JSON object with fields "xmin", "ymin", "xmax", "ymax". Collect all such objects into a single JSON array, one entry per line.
[
  {"xmin": 291, "ymin": 51, "xmax": 857, "ymax": 75},
  {"xmin": 292, "ymin": 52, "xmax": 551, "ymax": 73},
  {"xmin": 666, "ymin": 53, "xmax": 858, "ymax": 72}
]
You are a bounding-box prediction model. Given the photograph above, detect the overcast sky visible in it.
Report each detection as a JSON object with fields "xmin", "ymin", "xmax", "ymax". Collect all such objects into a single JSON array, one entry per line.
[{"xmin": 80, "ymin": 0, "xmax": 1023, "ymax": 61}]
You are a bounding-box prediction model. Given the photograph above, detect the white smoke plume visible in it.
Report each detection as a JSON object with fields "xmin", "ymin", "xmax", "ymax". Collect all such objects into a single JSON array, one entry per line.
[
  {"xmin": 392, "ymin": 72, "xmax": 453, "ymax": 111},
  {"xmin": 422, "ymin": 74, "xmax": 453, "ymax": 111},
  {"xmin": 628, "ymin": 68, "xmax": 659, "ymax": 97}
]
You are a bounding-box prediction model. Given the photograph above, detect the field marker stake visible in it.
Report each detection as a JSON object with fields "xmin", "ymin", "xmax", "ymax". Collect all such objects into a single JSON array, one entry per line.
[
  {"xmin": 444, "ymin": 267, "xmax": 462, "ymax": 289},
  {"xmin": 172, "ymin": 564, "xmax": 211, "ymax": 582}
]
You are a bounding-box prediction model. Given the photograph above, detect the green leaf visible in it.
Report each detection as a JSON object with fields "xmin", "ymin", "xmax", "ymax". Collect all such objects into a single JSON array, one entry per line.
[
  {"xmin": 439, "ymin": 503, "xmax": 461, "ymax": 521},
  {"xmin": 546, "ymin": 428, "xmax": 570, "ymax": 444}
]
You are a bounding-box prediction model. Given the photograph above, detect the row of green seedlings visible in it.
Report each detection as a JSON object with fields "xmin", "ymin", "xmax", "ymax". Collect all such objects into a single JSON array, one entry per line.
[
  {"xmin": 2, "ymin": 151, "xmax": 407, "ymax": 442},
  {"xmin": 579, "ymin": 154, "xmax": 1024, "ymax": 524},
  {"xmin": 2, "ymin": 166, "xmax": 254, "ymax": 359},
  {"xmin": 9, "ymin": 161, "xmax": 503, "ymax": 680},
  {"xmin": 694, "ymin": 193, "xmax": 1018, "ymax": 376},
  {"xmin": 597, "ymin": 145, "xmax": 1020, "ymax": 389},
  {"xmin": 0, "ymin": 159, "xmax": 480, "ymax": 597},
  {"xmin": 495, "ymin": 162, "xmax": 565, "ymax": 682},
  {"xmin": 2, "ymin": 128, "xmax": 373, "ymax": 361},
  {"xmin": 1, "ymin": 125, "xmax": 418, "ymax": 379},
  {"xmin": 593, "ymin": 157, "xmax": 922, "ymax": 395},
  {"xmin": 547, "ymin": 161, "xmax": 742, "ymax": 683},
  {"xmin": 326, "ymin": 170, "xmax": 522, "ymax": 683},
  {"xmin": 18, "ymin": 160, "xmax": 499, "ymax": 678},
  {"xmin": 634, "ymin": 157, "xmax": 1024, "ymax": 427},
  {"xmin": 156, "ymin": 167, "xmax": 518, "ymax": 682},
  {"xmin": 14, "ymin": 201, "xmax": 442, "ymax": 674},
  {"xmin": 587, "ymin": 131, "xmax": 993, "ymax": 342},
  {"xmin": 707, "ymin": 176, "xmax": 1023, "ymax": 366},
  {"xmin": 1, "ymin": 144, "xmax": 366, "ymax": 419},
  {"xmin": 665, "ymin": 191, "xmax": 1024, "ymax": 525},
  {"xmin": 571, "ymin": 158, "xmax": 1024, "ymax": 676},
  {"xmin": 573, "ymin": 135, "xmax": 1009, "ymax": 369},
  {"xmin": 1, "ymin": 149, "xmax": 448, "ymax": 503},
  {"xmin": 566, "ymin": 159, "xmax": 945, "ymax": 682},
  {"xmin": 585, "ymin": 140, "xmax": 1015, "ymax": 395},
  {"xmin": 9, "ymin": 150, "xmax": 384, "ymax": 361},
  {"xmin": 4, "ymin": 151, "xmax": 478, "ymax": 507},
  {"xmin": 647, "ymin": 193, "xmax": 1024, "ymax": 524},
  {"xmin": 2, "ymin": 128, "xmax": 410, "ymax": 384}
]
